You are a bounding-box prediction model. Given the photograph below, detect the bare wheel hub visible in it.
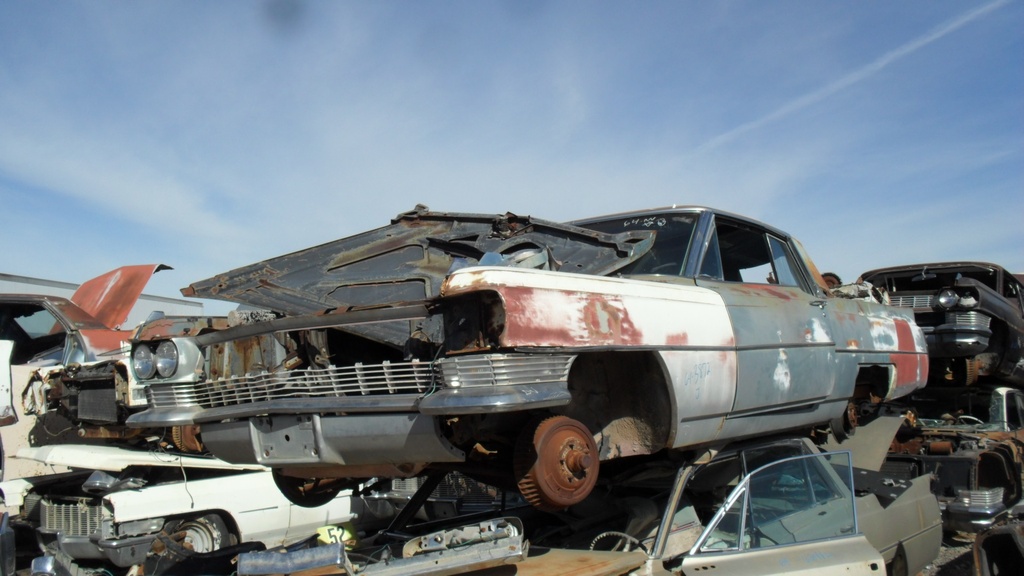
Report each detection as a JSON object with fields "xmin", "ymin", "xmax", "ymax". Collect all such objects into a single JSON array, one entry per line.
[{"xmin": 515, "ymin": 416, "xmax": 599, "ymax": 511}]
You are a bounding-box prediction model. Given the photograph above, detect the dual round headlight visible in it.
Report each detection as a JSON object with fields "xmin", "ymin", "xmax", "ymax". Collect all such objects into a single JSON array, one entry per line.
[
  {"xmin": 935, "ymin": 288, "xmax": 980, "ymax": 310},
  {"xmin": 132, "ymin": 341, "xmax": 179, "ymax": 380}
]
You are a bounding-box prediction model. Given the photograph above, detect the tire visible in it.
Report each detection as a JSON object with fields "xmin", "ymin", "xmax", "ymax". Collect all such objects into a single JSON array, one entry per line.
[
  {"xmin": 887, "ymin": 544, "xmax": 908, "ymax": 576},
  {"xmin": 172, "ymin": 513, "xmax": 234, "ymax": 554}
]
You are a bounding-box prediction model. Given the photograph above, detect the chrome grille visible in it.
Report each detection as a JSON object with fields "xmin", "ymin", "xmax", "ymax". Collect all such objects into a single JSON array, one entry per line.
[
  {"xmin": 40, "ymin": 499, "xmax": 103, "ymax": 537},
  {"xmin": 438, "ymin": 354, "xmax": 573, "ymax": 388},
  {"xmin": 946, "ymin": 311, "xmax": 991, "ymax": 329},
  {"xmin": 23, "ymin": 493, "xmax": 43, "ymax": 521},
  {"xmin": 147, "ymin": 360, "xmax": 433, "ymax": 409},
  {"xmin": 889, "ymin": 295, "xmax": 933, "ymax": 308},
  {"xmin": 146, "ymin": 354, "xmax": 574, "ymax": 410},
  {"xmin": 390, "ymin": 477, "xmax": 426, "ymax": 494},
  {"xmin": 958, "ymin": 487, "xmax": 1003, "ymax": 507}
]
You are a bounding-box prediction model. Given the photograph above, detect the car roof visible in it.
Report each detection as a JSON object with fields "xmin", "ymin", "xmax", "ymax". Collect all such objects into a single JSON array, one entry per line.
[
  {"xmin": 860, "ymin": 261, "xmax": 1009, "ymax": 279},
  {"xmin": 570, "ymin": 205, "xmax": 793, "ymax": 240}
]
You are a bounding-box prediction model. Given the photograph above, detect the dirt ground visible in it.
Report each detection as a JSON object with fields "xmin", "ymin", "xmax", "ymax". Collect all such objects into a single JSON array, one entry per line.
[{"xmin": 922, "ymin": 533, "xmax": 975, "ymax": 576}]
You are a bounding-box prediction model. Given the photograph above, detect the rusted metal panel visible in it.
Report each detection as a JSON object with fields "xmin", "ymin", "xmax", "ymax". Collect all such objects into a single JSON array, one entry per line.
[
  {"xmin": 70, "ymin": 264, "xmax": 170, "ymax": 329},
  {"xmin": 133, "ymin": 315, "xmax": 233, "ymax": 341},
  {"xmin": 974, "ymin": 521, "xmax": 1024, "ymax": 576},
  {"xmin": 183, "ymin": 207, "xmax": 654, "ymax": 315},
  {"xmin": 826, "ymin": 298, "xmax": 929, "ymax": 401},
  {"xmin": 444, "ymin": 267, "xmax": 733, "ymax": 349}
]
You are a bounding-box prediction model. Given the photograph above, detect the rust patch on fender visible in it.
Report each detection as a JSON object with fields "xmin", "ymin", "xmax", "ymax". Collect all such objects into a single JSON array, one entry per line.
[
  {"xmin": 499, "ymin": 286, "xmax": 645, "ymax": 347},
  {"xmin": 667, "ymin": 332, "xmax": 689, "ymax": 346},
  {"xmin": 582, "ymin": 299, "xmax": 624, "ymax": 341}
]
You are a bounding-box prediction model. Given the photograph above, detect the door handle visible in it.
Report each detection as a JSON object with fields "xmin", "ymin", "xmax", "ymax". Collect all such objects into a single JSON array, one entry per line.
[{"xmin": 810, "ymin": 300, "xmax": 827, "ymax": 309}]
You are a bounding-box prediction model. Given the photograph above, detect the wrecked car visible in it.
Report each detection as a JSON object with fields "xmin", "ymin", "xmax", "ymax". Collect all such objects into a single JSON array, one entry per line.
[
  {"xmin": 230, "ymin": 437, "xmax": 938, "ymax": 576},
  {"xmin": 0, "ymin": 444, "xmax": 356, "ymax": 573},
  {"xmin": 886, "ymin": 384, "xmax": 1024, "ymax": 532},
  {"xmin": 126, "ymin": 206, "xmax": 929, "ymax": 511},
  {"xmin": 860, "ymin": 262, "xmax": 1024, "ymax": 387},
  {"xmin": 0, "ymin": 265, "xmax": 210, "ymax": 447}
]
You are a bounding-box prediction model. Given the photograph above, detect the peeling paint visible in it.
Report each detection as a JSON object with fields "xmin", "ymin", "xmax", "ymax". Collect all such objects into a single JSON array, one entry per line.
[
  {"xmin": 806, "ymin": 317, "xmax": 831, "ymax": 343},
  {"xmin": 474, "ymin": 270, "xmax": 734, "ymax": 349},
  {"xmin": 71, "ymin": 264, "xmax": 168, "ymax": 329},
  {"xmin": 869, "ymin": 318, "xmax": 899, "ymax": 350},
  {"xmin": 774, "ymin": 350, "xmax": 792, "ymax": 391}
]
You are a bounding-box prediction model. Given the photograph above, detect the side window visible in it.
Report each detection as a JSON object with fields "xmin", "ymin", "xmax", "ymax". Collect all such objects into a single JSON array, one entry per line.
[
  {"xmin": 718, "ymin": 222, "xmax": 772, "ymax": 284},
  {"xmin": 767, "ymin": 236, "xmax": 800, "ymax": 287},
  {"xmin": 699, "ymin": 484, "xmax": 748, "ymax": 552},
  {"xmin": 0, "ymin": 305, "xmax": 66, "ymax": 365},
  {"xmin": 699, "ymin": 225, "xmax": 724, "ymax": 280},
  {"xmin": 11, "ymin": 307, "xmax": 60, "ymax": 339},
  {"xmin": 704, "ymin": 219, "xmax": 786, "ymax": 285},
  {"xmin": 696, "ymin": 452, "xmax": 855, "ymax": 553}
]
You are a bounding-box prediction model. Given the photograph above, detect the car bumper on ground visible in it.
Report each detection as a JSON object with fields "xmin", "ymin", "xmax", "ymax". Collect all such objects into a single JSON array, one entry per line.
[{"xmin": 943, "ymin": 488, "xmax": 1009, "ymax": 533}]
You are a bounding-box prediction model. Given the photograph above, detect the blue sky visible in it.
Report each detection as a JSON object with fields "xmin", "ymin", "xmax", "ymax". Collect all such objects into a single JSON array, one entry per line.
[{"xmin": 1, "ymin": 1, "xmax": 1021, "ymax": 313}]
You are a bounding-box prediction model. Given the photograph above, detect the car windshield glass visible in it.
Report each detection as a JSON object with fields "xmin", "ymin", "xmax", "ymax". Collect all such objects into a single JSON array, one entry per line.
[
  {"xmin": 582, "ymin": 213, "xmax": 698, "ymax": 276},
  {"xmin": 906, "ymin": 388, "xmax": 1004, "ymax": 430},
  {"xmin": 874, "ymin": 266, "xmax": 999, "ymax": 293}
]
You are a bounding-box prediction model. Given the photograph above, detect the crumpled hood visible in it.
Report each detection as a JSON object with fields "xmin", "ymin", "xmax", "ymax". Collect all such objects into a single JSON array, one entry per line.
[
  {"xmin": 72, "ymin": 264, "xmax": 172, "ymax": 329},
  {"xmin": 183, "ymin": 206, "xmax": 654, "ymax": 316}
]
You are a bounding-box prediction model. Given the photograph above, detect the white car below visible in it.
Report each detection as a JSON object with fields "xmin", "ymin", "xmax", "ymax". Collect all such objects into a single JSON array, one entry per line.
[{"xmin": 0, "ymin": 444, "xmax": 356, "ymax": 571}]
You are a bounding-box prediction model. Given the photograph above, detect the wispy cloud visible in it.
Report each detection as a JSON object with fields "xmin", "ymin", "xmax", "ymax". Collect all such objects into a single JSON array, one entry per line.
[{"xmin": 696, "ymin": 0, "xmax": 1010, "ymax": 152}]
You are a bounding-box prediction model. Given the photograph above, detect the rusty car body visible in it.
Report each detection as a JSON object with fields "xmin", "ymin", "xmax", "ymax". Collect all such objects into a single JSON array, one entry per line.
[
  {"xmin": 973, "ymin": 506, "xmax": 1024, "ymax": 576},
  {"xmin": 885, "ymin": 384, "xmax": 1024, "ymax": 533},
  {"xmin": 126, "ymin": 206, "xmax": 929, "ymax": 511},
  {"xmin": 859, "ymin": 262, "xmax": 1024, "ymax": 387}
]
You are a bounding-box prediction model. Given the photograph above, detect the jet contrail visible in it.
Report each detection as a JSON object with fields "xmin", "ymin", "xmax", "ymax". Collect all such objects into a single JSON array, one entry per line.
[{"xmin": 696, "ymin": 0, "xmax": 1009, "ymax": 152}]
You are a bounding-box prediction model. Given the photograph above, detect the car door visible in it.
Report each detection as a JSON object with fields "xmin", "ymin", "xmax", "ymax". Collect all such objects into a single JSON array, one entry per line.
[
  {"xmin": 693, "ymin": 216, "xmax": 836, "ymax": 434},
  {"xmin": 677, "ymin": 452, "xmax": 885, "ymax": 576}
]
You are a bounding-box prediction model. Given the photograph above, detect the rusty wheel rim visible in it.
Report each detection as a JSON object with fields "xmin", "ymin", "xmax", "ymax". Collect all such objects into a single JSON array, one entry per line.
[
  {"xmin": 515, "ymin": 416, "xmax": 599, "ymax": 511},
  {"xmin": 171, "ymin": 425, "xmax": 204, "ymax": 453}
]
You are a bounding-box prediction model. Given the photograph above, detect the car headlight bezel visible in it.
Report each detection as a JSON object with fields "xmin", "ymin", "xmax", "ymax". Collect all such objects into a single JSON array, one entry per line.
[
  {"xmin": 155, "ymin": 340, "xmax": 179, "ymax": 378},
  {"xmin": 957, "ymin": 290, "xmax": 979, "ymax": 309},
  {"xmin": 132, "ymin": 345, "xmax": 157, "ymax": 380},
  {"xmin": 936, "ymin": 288, "xmax": 960, "ymax": 309}
]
